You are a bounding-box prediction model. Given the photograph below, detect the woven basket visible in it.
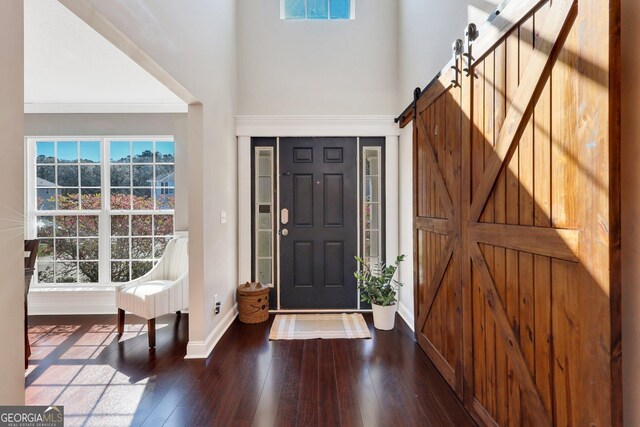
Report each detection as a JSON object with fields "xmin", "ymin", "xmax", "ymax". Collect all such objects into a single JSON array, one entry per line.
[{"xmin": 237, "ymin": 282, "xmax": 270, "ymax": 324}]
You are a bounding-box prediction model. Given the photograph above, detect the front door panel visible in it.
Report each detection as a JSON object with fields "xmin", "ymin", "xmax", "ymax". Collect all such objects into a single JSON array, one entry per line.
[{"xmin": 280, "ymin": 138, "xmax": 357, "ymax": 309}]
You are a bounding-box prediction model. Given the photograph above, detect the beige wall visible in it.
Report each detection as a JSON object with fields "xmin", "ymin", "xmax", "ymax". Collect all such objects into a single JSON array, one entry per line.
[
  {"xmin": 24, "ymin": 113, "xmax": 189, "ymax": 231},
  {"xmin": 621, "ymin": 0, "xmax": 639, "ymax": 424},
  {"xmin": 0, "ymin": 0, "xmax": 25, "ymax": 405}
]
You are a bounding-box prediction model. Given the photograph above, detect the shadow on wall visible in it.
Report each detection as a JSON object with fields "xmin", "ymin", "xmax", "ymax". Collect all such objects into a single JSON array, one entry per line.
[{"xmin": 468, "ymin": 0, "xmax": 502, "ymax": 26}]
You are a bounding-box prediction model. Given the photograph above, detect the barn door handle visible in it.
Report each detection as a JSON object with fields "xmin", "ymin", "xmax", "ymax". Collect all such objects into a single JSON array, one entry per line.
[{"xmin": 451, "ymin": 39, "xmax": 464, "ymax": 88}]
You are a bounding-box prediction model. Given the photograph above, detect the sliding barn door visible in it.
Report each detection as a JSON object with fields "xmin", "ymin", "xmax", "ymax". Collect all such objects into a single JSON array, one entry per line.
[
  {"xmin": 403, "ymin": 0, "xmax": 621, "ymax": 425},
  {"xmin": 413, "ymin": 72, "xmax": 463, "ymax": 396}
]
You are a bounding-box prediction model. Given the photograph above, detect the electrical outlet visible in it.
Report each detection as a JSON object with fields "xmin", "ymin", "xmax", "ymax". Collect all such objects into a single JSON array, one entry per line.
[{"xmin": 213, "ymin": 294, "xmax": 221, "ymax": 315}]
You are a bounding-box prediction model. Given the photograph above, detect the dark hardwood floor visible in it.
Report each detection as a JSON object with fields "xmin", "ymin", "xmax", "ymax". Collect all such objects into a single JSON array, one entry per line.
[{"xmin": 26, "ymin": 313, "xmax": 474, "ymax": 427}]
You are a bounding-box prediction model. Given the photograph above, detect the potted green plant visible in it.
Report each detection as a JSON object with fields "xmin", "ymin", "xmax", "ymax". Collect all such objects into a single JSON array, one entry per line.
[{"xmin": 354, "ymin": 255, "xmax": 406, "ymax": 330}]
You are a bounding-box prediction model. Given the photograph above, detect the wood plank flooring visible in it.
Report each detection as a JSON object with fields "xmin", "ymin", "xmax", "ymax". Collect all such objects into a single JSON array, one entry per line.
[{"xmin": 25, "ymin": 313, "xmax": 475, "ymax": 427}]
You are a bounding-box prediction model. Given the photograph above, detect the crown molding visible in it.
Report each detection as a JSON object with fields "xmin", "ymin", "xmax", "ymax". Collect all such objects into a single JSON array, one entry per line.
[{"xmin": 236, "ymin": 115, "xmax": 400, "ymax": 137}]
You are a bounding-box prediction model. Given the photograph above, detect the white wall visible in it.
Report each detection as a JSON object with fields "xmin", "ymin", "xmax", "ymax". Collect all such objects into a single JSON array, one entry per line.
[
  {"xmin": 621, "ymin": 0, "xmax": 639, "ymax": 424},
  {"xmin": 397, "ymin": 0, "xmax": 492, "ymax": 325},
  {"xmin": 25, "ymin": 0, "xmax": 183, "ymax": 108},
  {"xmin": 61, "ymin": 0, "xmax": 238, "ymax": 357},
  {"xmin": 24, "ymin": 113, "xmax": 189, "ymax": 230},
  {"xmin": 237, "ymin": 0, "xmax": 398, "ymax": 115},
  {"xmin": 0, "ymin": 0, "xmax": 25, "ymax": 405}
]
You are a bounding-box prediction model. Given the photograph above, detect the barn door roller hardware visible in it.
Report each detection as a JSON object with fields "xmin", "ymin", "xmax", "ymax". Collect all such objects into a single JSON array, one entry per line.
[
  {"xmin": 412, "ymin": 87, "xmax": 421, "ymax": 121},
  {"xmin": 450, "ymin": 39, "xmax": 464, "ymax": 87},
  {"xmin": 463, "ymin": 23, "xmax": 478, "ymax": 77}
]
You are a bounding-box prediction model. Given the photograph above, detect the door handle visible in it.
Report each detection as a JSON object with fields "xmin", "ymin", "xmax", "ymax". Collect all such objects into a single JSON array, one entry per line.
[{"xmin": 281, "ymin": 228, "xmax": 289, "ymax": 237}]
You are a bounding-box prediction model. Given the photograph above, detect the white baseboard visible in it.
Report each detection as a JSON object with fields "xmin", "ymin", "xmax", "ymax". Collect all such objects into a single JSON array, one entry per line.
[
  {"xmin": 185, "ymin": 303, "xmax": 238, "ymax": 359},
  {"xmin": 28, "ymin": 287, "xmax": 117, "ymax": 315},
  {"xmin": 398, "ymin": 302, "xmax": 415, "ymax": 332}
]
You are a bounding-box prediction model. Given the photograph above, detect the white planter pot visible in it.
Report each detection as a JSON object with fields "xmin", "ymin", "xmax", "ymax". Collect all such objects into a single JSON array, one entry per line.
[{"xmin": 372, "ymin": 303, "xmax": 396, "ymax": 330}]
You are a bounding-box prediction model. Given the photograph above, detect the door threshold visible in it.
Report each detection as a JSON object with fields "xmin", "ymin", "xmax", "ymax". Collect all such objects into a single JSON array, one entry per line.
[{"xmin": 270, "ymin": 309, "xmax": 372, "ymax": 314}]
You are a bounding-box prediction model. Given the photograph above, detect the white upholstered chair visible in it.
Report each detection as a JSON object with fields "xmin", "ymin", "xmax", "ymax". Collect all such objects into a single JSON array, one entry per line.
[{"xmin": 115, "ymin": 235, "xmax": 188, "ymax": 348}]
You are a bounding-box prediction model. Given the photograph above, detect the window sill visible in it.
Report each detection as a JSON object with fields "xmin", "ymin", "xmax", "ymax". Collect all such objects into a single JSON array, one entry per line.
[{"xmin": 30, "ymin": 285, "xmax": 117, "ymax": 293}]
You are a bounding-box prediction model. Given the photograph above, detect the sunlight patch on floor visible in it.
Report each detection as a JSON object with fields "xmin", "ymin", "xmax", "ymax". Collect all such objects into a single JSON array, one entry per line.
[{"xmin": 26, "ymin": 323, "xmax": 152, "ymax": 426}]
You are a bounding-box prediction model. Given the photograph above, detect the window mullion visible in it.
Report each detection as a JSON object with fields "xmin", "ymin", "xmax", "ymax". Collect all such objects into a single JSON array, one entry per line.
[
  {"xmin": 26, "ymin": 139, "xmax": 36, "ymax": 240},
  {"xmin": 99, "ymin": 138, "xmax": 110, "ymax": 285}
]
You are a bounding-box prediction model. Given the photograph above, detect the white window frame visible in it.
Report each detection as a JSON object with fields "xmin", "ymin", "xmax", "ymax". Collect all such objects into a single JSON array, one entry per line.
[
  {"xmin": 254, "ymin": 147, "xmax": 275, "ymax": 286},
  {"xmin": 362, "ymin": 146, "xmax": 383, "ymax": 267},
  {"xmin": 280, "ymin": 0, "xmax": 355, "ymax": 20},
  {"xmin": 25, "ymin": 136, "xmax": 176, "ymax": 288}
]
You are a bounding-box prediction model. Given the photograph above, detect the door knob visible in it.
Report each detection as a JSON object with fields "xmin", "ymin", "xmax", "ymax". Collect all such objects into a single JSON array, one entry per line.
[{"xmin": 281, "ymin": 228, "xmax": 289, "ymax": 236}]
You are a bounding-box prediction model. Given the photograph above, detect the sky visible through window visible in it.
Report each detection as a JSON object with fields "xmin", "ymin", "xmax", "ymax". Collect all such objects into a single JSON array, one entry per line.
[
  {"xmin": 33, "ymin": 138, "xmax": 175, "ymax": 285},
  {"xmin": 284, "ymin": 0, "xmax": 351, "ymax": 20}
]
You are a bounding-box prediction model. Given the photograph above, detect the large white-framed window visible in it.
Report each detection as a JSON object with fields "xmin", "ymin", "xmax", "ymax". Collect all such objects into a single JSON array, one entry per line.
[
  {"xmin": 26, "ymin": 137, "xmax": 176, "ymax": 287},
  {"xmin": 281, "ymin": 0, "xmax": 354, "ymax": 20}
]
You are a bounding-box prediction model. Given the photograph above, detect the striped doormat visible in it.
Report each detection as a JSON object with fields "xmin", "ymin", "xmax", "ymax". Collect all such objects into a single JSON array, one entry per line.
[{"xmin": 269, "ymin": 313, "xmax": 371, "ymax": 340}]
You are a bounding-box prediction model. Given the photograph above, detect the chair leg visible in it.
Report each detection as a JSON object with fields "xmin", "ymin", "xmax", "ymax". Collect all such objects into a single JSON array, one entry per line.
[
  {"xmin": 148, "ymin": 318, "xmax": 156, "ymax": 348},
  {"xmin": 117, "ymin": 309, "xmax": 125, "ymax": 335}
]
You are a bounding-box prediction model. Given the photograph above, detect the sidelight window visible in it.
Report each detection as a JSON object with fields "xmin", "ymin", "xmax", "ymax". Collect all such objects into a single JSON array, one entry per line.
[
  {"xmin": 254, "ymin": 147, "xmax": 275, "ymax": 285},
  {"xmin": 362, "ymin": 146, "xmax": 383, "ymax": 267}
]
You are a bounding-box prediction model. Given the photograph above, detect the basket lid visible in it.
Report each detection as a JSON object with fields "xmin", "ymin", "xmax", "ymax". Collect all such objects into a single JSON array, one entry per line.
[{"xmin": 237, "ymin": 282, "xmax": 269, "ymax": 295}]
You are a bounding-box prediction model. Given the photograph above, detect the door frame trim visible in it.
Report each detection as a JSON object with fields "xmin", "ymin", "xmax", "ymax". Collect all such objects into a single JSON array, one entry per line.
[{"xmin": 237, "ymin": 115, "xmax": 400, "ymax": 312}]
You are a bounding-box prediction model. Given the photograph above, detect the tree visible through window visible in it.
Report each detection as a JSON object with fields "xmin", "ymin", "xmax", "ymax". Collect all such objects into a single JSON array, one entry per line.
[
  {"xmin": 30, "ymin": 138, "xmax": 176, "ymax": 285},
  {"xmin": 283, "ymin": 0, "xmax": 352, "ymax": 20}
]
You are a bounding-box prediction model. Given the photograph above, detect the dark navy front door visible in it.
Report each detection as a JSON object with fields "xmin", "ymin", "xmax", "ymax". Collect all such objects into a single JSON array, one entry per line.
[{"xmin": 279, "ymin": 137, "xmax": 358, "ymax": 309}]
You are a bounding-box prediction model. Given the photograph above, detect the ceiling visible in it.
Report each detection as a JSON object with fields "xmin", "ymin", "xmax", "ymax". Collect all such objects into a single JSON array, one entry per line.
[{"xmin": 24, "ymin": 0, "xmax": 186, "ymax": 112}]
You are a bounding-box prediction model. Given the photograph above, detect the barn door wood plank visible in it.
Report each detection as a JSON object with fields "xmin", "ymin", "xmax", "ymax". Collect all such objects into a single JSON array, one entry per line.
[
  {"xmin": 532, "ymin": 2, "xmax": 554, "ymax": 417},
  {"xmin": 434, "ymin": 97, "xmax": 446, "ymax": 361},
  {"xmin": 416, "ymin": 237, "xmax": 455, "ymax": 334},
  {"xmin": 469, "ymin": 0, "xmax": 578, "ymax": 223},
  {"xmin": 412, "ymin": 115, "xmax": 420, "ymax": 332},
  {"xmin": 469, "ymin": 243, "xmax": 551, "ymax": 426},
  {"xmin": 517, "ymin": 16, "xmax": 537, "ymax": 401},
  {"xmin": 415, "ymin": 217, "xmax": 452, "ymax": 235},
  {"xmin": 504, "ymin": 27, "xmax": 522, "ymax": 426},
  {"xmin": 481, "ymin": 50, "xmax": 497, "ymax": 417},
  {"xmin": 492, "ymin": 37, "xmax": 509, "ymax": 427},
  {"xmin": 471, "ymin": 58, "xmax": 487, "ymax": 409},
  {"xmin": 468, "ymin": 223, "xmax": 579, "ymax": 262},
  {"xmin": 575, "ymin": 0, "xmax": 621, "ymax": 423},
  {"xmin": 447, "ymin": 69, "xmax": 465, "ymax": 399},
  {"xmin": 415, "ymin": 114, "xmax": 455, "ymax": 218},
  {"xmin": 460, "ymin": 30, "xmax": 475, "ymax": 413},
  {"xmin": 417, "ymin": 334, "xmax": 456, "ymax": 388}
]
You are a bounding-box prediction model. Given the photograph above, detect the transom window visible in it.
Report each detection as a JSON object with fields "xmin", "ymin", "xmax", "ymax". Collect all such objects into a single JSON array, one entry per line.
[
  {"xmin": 27, "ymin": 137, "xmax": 175, "ymax": 286},
  {"xmin": 282, "ymin": 0, "xmax": 353, "ymax": 20}
]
